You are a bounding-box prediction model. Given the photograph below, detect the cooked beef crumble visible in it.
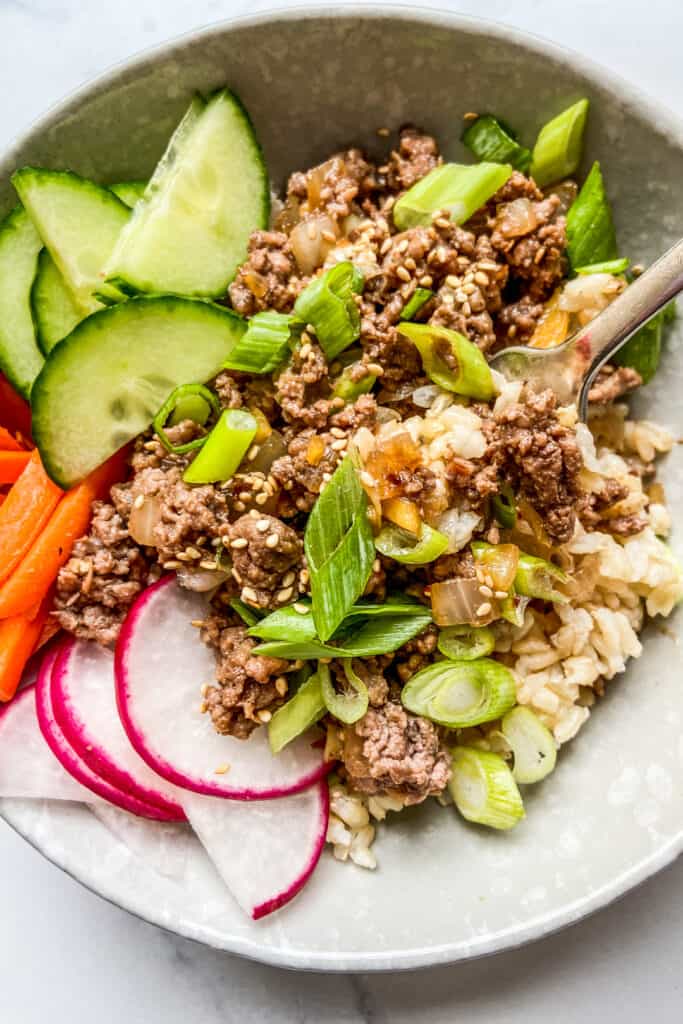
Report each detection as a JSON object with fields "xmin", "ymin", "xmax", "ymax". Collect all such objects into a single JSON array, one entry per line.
[{"xmin": 55, "ymin": 124, "xmax": 658, "ymax": 807}]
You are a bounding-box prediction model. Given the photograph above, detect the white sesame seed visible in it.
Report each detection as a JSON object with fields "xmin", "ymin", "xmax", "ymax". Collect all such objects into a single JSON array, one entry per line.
[
  {"xmin": 322, "ymin": 229, "xmax": 337, "ymax": 243},
  {"xmin": 247, "ymin": 445, "xmax": 261, "ymax": 461},
  {"xmin": 462, "ymin": 282, "xmax": 477, "ymax": 295},
  {"xmin": 266, "ymin": 533, "xmax": 279, "ymax": 549},
  {"xmin": 396, "ymin": 266, "xmax": 411, "ymax": 283},
  {"xmin": 495, "ymin": 590, "xmax": 509, "ymax": 600},
  {"xmin": 255, "ymin": 492, "xmax": 268, "ymax": 505},
  {"xmin": 163, "ymin": 560, "xmax": 182, "ymax": 570},
  {"xmin": 257, "ymin": 710, "xmax": 272, "ymax": 724},
  {"xmin": 293, "ymin": 602, "xmax": 309, "ymax": 614},
  {"xmin": 299, "ymin": 342, "xmax": 312, "ymax": 359},
  {"xmin": 275, "ymin": 676, "xmax": 288, "ymax": 696},
  {"xmin": 231, "ymin": 537, "xmax": 248, "ymax": 549},
  {"xmin": 232, "ymin": 568, "xmax": 243, "ymax": 583},
  {"xmin": 186, "ymin": 546, "xmax": 201, "ymax": 559},
  {"xmin": 445, "ymin": 274, "xmax": 459, "ymax": 288},
  {"xmin": 200, "ymin": 559, "xmax": 217, "ymax": 571},
  {"xmin": 191, "ymin": 620, "xmax": 204, "ymax": 628},
  {"xmin": 307, "ymin": 221, "xmax": 317, "ymax": 239},
  {"xmin": 330, "ymin": 426, "xmax": 346, "ymax": 438},
  {"xmin": 476, "ymin": 602, "xmax": 492, "ymax": 617},
  {"xmin": 435, "ymin": 216, "xmax": 451, "ymax": 229},
  {"xmin": 241, "ymin": 586, "xmax": 258, "ymax": 603},
  {"xmin": 479, "ymin": 584, "xmax": 493, "ymax": 598},
  {"xmin": 249, "ymin": 508, "xmax": 260, "ymax": 519},
  {"xmin": 404, "ymin": 256, "xmax": 417, "ymax": 271},
  {"xmin": 256, "ymin": 518, "xmax": 271, "ymax": 533},
  {"xmin": 175, "ymin": 551, "xmax": 191, "ymax": 562},
  {"xmin": 133, "ymin": 493, "xmax": 145, "ymax": 510},
  {"xmin": 319, "ymin": 657, "xmax": 332, "ymax": 665},
  {"xmin": 474, "ymin": 271, "xmax": 490, "ymax": 287},
  {"xmin": 331, "ymin": 438, "xmax": 347, "ymax": 451},
  {"xmin": 462, "ymin": 301, "xmax": 472, "ymax": 316},
  {"xmin": 277, "ymin": 586, "xmax": 294, "ymax": 603},
  {"xmin": 380, "ymin": 237, "xmax": 392, "ymax": 255},
  {"xmin": 365, "ymin": 362, "xmax": 384, "ymax": 376},
  {"xmin": 299, "ymin": 568, "xmax": 310, "ymax": 585},
  {"xmin": 282, "ymin": 571, "xmax": 296, "ymax": 588},
  {"xmin": 200, "ymin": 683, "xmax": 209, "ymax": 697},
  {"xmin": 321, "ymin": 472, "xmax": 332, "ymax": 483},
  {"xmin": 480, "ymin": 260, "xmax": 500, "ymax": 272},
  {"xmin": 419, "ymin": 275, "xmax": 433, "ymax": 288},
  {"xmin": 214, "ymin": 764, "xmax": 231, "ymax": 775},
  {"xmin": 397, "ymin": 238, "xmax": 409, "ymax": 253},
  {"xmin": 372, "ymin": 558, "xmax": 381, "ymax": 573}
]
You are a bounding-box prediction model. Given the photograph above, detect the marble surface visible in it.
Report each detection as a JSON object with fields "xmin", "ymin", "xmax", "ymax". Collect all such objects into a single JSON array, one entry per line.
[{"xmin": 1, "ymin": 0, "xmax": 683, "ymax": 1019}]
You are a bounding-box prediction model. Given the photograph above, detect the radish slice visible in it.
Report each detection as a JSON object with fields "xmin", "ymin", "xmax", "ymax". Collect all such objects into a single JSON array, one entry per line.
[
  {"xmin": 91, "ymin": 805, "xmax": 193, "ymax": 881},
  {"xmin": 0, "ymin": 682, "xmax": 95, "ymax": 802},
  {"xmin": 182, "ymin": 780, "xmax": 329, "ymax": 919},
  {"xmin": 51, "ymin": 639, "xmax": 185, "ymax": 821},
  {"xmin": 115, "ymin": 577, "xmax": 329, "ymax": 799},
  {"xmin": 35, "ymin": 648, "xmax": 175, "ymax": 819}
]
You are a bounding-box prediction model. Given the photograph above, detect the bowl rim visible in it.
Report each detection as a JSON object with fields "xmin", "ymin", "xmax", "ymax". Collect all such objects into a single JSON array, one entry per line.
[{"xmin": 2, "ymin": 2, "xmax": 683, "ymax": 973}]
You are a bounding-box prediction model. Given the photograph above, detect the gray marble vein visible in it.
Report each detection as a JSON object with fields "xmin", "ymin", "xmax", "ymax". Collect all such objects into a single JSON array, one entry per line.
[{"xmin": 2, "ymin": 0, "xmax": 683, "ymax": 1021}]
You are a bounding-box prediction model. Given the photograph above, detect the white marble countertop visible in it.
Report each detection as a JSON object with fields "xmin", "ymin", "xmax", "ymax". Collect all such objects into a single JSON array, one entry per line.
[{"xmin": 2, "ymin": 0, "xmax": 683, "ymax": 1019}]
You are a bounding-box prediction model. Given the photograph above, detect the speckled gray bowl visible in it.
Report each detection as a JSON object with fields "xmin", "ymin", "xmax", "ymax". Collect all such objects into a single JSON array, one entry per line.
[{"xmin": 1, "ymin": 5, "xmax": 682, "ymax": 972}]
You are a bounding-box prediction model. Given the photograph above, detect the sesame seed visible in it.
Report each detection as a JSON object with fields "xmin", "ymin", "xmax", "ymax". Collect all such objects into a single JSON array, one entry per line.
[
  {"xmin": 186, "ymin": 546, "xmax": 201, "ymax": 559},
  {"xmin": 480, "ymin": 260, "xmax": 499, "ymax": 272},
  {"xmin": 256, "ymin": 518, "xmax": 271, "ymax": 533},
  {"xmin": 249, "ymin": 508, "xmax": 260, "ymax": 518},
  {"xmin": 143, "ymin": 440, "xmax": 158, "ymax": 451},
  {"xmin": 436, "ymin": 246, "xmax": 448, "ymax": 262},
  {"xmin": 238, "ymin": 490, "xmax": 251, "ymax": 502},
  {"xmin": 299, "ymin": 342, "xmax": 312, "ymax": 359},
  {"xmin": 474, "ymin": 271, "xmax": 489, "ymax": 287},
  {"xmin": 200, "ymin": 560, "xmax": 217, "ymax": 571},
  {"xmin": 163, "ymin": 560, "xmax": 182, "ymax": 570},
  {"xmin": 232, "ymin": 568, "xmax": 243, "ymax": 583},
  {"xmin": 479, "ymin": 584, "xmax": 493, "ymax": 598},
  {"xmin": 175, "ymin": 551, "xmax": 191, "ymax": 562},
  {"xmin": 419, "ymin": 275, "xmax": 433, "ymax": 288},
  {"xmin": 397, "ymin": 238, "xmax": 409, "ymax": 253},
  {"xmin": 455, "ymin": 290, "xmax": 468, "ymax": 304},
  {"xmin": 330, "ymin": 426, "xmax": 346, "ymax": 438},
  {"xmin": 293, "ymin": 602, "xmax": 309, "ymax": 614},
  {"xmin": 495, "ymin": 590, "xmax": 509, "ymax": 600},
  {"xmin": 321, "ymin": 471, "xmax": 332, "ymax": 483},
  {"xmin": 133, "ymin": 494, "xmax": 145, "ymax": 510},
  {"xmin": 360, "ymin": 470, "xmax": 375, "ymax": 488},
  {"xmin": 376, "ymin": 126, "xmax": 390, "ymax": 137},
  {"xmin": 331, "ymin": 397, "xmax": 345, "ymax": 409},
  {"xmin": 255, "ymin": 492, "xmax": 268, "ymax": 505},
  {"xmin": 404, "ymin": 256, "xmax": 417, "ymax": 271},
  {"xmin": 214, "ymin": 764, "xmax": 231, "ymax": 775},
  {"xmin": 78, "ymin": 559, "xmax": 91, "ymax": 574},
  {"xmin": 282, "ymin": 571, "xmax": 296, "ymax": 587},
  {"xmin": 234, "ymin": 501, "xmax": 246, "ymax": 512},
  {"xmin": 275, "ymin": 676, "xmax": 288, "ymax": 696},
  {"xmin": 384, "ymin": 196, "xmax": 395, "ymax": 211},
  {"xmin": 247, "ymin": 445, "xmax": 261, "ymax": 461},
  {"xmin": 396, "ymin": 266, "xmax": 411, "ymax": 283},
  {"xmin": 319, "ymin": 657, "xmax": 332, "ymax": 665},
  {"xmin": 200, "ymin": 683, "xmax": 209, "ymax": 697},
  {"xmin": 257, "ymin": 710, "xmax": 272, "ymax": 724},
  {"xmin": 266, "ymin": 533, "xmax": 279, "ymax": 549},
  {"xmin": 231, "ymin": 537, "xmax": 248, "ymax": 549},
  {"xmin": 191, "ymin": 620, "xmax": 204, "ymax": 628},
  {"xmin": 331, "ymin": 438, "xmax": 347, "ymax": 451},
  {"xmin": 462, "ymin": 301, "xmax": 472, "ymax": 316},
  {"xmin": 277, "ymin": 585, "xmax": 294, "ymax": 603},
  {"xmin": 365, "ymin": 362, "xmax": 384, "ymax": 376},
  {"xmin": 507, "ymin": 324, "xmax": 518, "ymax": 338},
  {"xmin": 484, "ymin": 574, "xmax": 495, "ymax": 589},
  {"xmin": 462, "ymin": 282, "xmax": 476, "ymax": 296},
  {"xmin": 463, "ymin": 111, "xmax": 478, "ymax": 120},
  {"xmin": 322, "ymin": 229, "xmax": 337, "ymax": 243},
  {"xmin": 307, "ymin": 221, "xmax": 317, "ymax": 240},
  {"xmin": 380, "ymin": 238, "xmax": 392, "ymax": 255},
  {"xmin": 200, "ymin": 702, "xmax": 208, "ymax": 714},
  {"xmin": 251, "ymin": 477, "xmax": 263, "ymax": 491},
  {"xmin": 445, "ymin": 274, "xmax": 459, "ymax": 288},
  {"xmin": 434, "ymin": 216, "xmax": 451, "ymax": 230},
  {"xmin": 299, "ymin": 568, "xmax": 310, "ymax": 585},
  {"xmin": 241, "ymin": 586, "xmax": 258, "ymax": 604},
  {"xmin": 476, "ymin": 602, "xmax": 492, "ymax": 617},
  {"xmin": 372, "ymin": 558, "xmax": 381, "ymax": 573}
]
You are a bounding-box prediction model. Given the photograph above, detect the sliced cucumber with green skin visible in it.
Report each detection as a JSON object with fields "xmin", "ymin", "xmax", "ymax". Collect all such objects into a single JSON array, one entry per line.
[
  {"xmin": 106, "ymin": 90, "xmax": 269, "ymax": 298},
  {"xmin": 31, "ymin": 248, "xmax": 82, "ymax": 355},
  {"xmin": 109, "ymin": 181, "xmax": 148, "ymax": 208},
  {"xmin": 12, "ymin": 168, "xmax": 130, "ymax": 314},
  {"xmin": 0, "ymin": 206, "xmax": 44, "ymax": 397},
  {"xmin": 32, "ymin": 296, "xmax": 246, "ymax": 488}
]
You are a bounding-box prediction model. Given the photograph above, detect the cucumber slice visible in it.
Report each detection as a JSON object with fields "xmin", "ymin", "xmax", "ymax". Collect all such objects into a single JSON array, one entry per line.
[
  {"xmin": 32, "ymin": 296, "xmax": 245, "ymax": 488},
  {"xmin": 109, "ymin": 181, "xmax": 147, "ymax": 208},
  {"xmin": 31, "ymin": 249, "xmax": 82, "ymax": 355},
  {"xmin": 106, "ymin": 90, "xmax": 269, "ymax": 298},
  {"xmin": 12, "ymin": 168, "xmax": 130, "ymax": 314},
  {"xmin": 0, "ymin": 206, "xmax": 44, "ymax": 398}
]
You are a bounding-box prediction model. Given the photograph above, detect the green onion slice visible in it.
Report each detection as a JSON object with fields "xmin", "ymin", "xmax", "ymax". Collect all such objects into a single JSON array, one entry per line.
[
  {"xmin": 514, "ymin": 553, "xmax": 568, "ymax": 603},
  {"xmin": 268, "ymin": 670, "xmax": 326, "ymax": 754},
  {"xmin": 249, "ymin": 603, "xmax": 317, "ymax": 643},
  {"xmin": 501, "ymin": 706, "xmax": 557, "ymax": 784},
  {"xmin": 293, "ymin": 261, "xmax": 364, "ymax": 360},
  {"xmin": 437, "ymin": 624, "xmax": 495, "ymax": 661},
  {"xmin": 332, "ymin": 363, "xmax": 377, "ymax": 402},
  {"xmin": 320, "ymin": 661, "xmax": 368, "ymax": 725},
  {"xmin": 566, "ymin": 161, "xmax": 617, "ymax": 271},
  {"xmin": 575, "ymin": 257, "xmax": 630, "ymax": 276},
  {"xmin": 397, "ymin": 322, "xmax": 496, "ymax": 400},
  {"xmin": 183, "ymin": 408, "xmax": 257, "ymax": 485},
  {"xmin": 401, "ymin": 658, "xmax": 516, "ymax": 729},
  {"xmin": 529, "ymin": 98, "xmax": 589, "ymax": 187},
  {"xmin": 229, "ymin": 597, "xmax": 262, "ymax": 627},
  {"xmin": 169, "ymin": 393, "xmax": 211, "ymax": 428},
  {"xmin": 491, "ymin": 482, "xmax": 517, "ymax": 529},
  {"xmin": 153, "ymin": 383, "xmax": 220, "ymax": 454},
  {"xmin": 393, "ymin": 162, "xmax": 512, "ymax": 230},
  {"xmin": 449, "ymin": 747, "xmax": 525, "ymax": 830},
  {"xmin": 463, "ymin": 115, "xmax": 531, "ymax": 172},
  {"xmin": 253, "ymin": 608, "xmax": 432, "ymax": 661},
  {"xmin": 400, "ymin": 287, "xmax": 434, "ymax": 321},
  {"xmin": 499, "ymin": 591, "xmax": 530, "ymax": 627},
  {"xmin": 223, "ymin": 310, "xmax": 295, "ymax": 374},
  {"xmin": 375, "ymin": 522, "xmax": 448, "ymax": 565}
]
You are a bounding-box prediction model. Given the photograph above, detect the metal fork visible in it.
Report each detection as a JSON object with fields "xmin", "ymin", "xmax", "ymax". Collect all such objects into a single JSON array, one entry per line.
[{"xmin": 489, "ymin": 238, "xmax": 683, "ymax": 419}]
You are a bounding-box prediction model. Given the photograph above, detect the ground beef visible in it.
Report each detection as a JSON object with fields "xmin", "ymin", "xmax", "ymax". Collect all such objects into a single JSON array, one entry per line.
[
  {"xmin": 287, "ymin": 148, "xmax": 380, "ymax": 223},
  {"xmin": 393, "ymin": 625, "xmax": 438, "ymax": 683},
  {"xmin": 200, "ymin": 616, "xmax": 289, "ymax": 738},
  {"xmin": 227, "ymin": 511, "xmax": 303, "ymax": 609},
  {"xmin": 227, "ymin": 230, "xmax": 302, "ymax": 317},
  {"xmin": 588, "ymin": 364, "xmax": 643, "ymax": 405},
  {"xmin": 578, "ymin": 477, "xmax": 648, "ymax": 537},
  {"xmin": 331, "ymin": 656, "xmax": 391, "ymax": 708},
  {"xmin": 54, "ymin": 502, "xmax": 157, "ymax": 647},
  {"xmin": 386, "ymin": 128, "xmax": 440, "ymax": 191},
  {"xmin": 342, "ymin": 702, "xmax": 451, "ymax": 803},
  {"xmin": 274, "ymin": 338, "xmax": 333, "ymax": 427},
  {"xmin": 496, "ymin": 294, "xmax": 546, "ymax": 345}
]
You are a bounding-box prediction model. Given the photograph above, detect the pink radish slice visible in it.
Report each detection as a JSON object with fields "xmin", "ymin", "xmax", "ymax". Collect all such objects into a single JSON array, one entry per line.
[
  {"xmin": 115, "ymin": 576, "xmax": 329, "ymax": 800},
  {"xmin": 35, "ymin": 648, "xmax": 175, "ymax": 819},
  {"xmin": 91, "ymin": 806, "xmax": 192, "ymax": 882},
  {"xmin": 0, "ymin": 681, "xmax": 96, "ymax": 802},
  {"xmin": 51, "ymin": 639, "xmax": 185, "ymax": 821},
  {"xmin": 182, "ymin": 779, "xmax": 329, "ymax": 919}
]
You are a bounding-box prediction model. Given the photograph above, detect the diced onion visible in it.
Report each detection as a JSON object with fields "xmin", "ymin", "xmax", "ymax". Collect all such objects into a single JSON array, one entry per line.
[
  {"xmin": 430, "ymin": 578, "xmax": 498, "ymax": 626},
  {"xmin": 411, "ymin": 384, "xmax": 443, "ymax": 408},
  {"xmin": 128, "ymin": 496, "xmax": 162, "ymax": 546},
  {"xmin": 248, "ymin": 430, "xmax": 287, "ymax": 474},
  {"xmin": 496, "ymin": 197, "xmax": 538, "ymax": 238},
  {"xmin": 176, "ymin": 567, "xmax": 230, "ymax": 592},
  {"xmin": 501, "ymin": 706, "xmax": 557, "ymax": 784},
  {"xmin": 290, "ymin": 214, "xmax": 339, "ymax": 275},
  {"xmin": 471, "ymin": 541, "xmax": 520, "ymax": 592},
  {"xmin": 432, "ymin": 509, "xmax": 481, "ymax": 554}
]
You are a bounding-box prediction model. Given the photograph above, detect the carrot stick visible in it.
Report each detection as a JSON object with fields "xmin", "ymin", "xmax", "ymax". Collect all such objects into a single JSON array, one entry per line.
[
  {"xmin": 0, "ymin": 450, "xmax": 63, "ymax": 586},
  {"xmin": 0, "ymin": 427, "xmax": 25, "ymax": 452},
  {"xmin": 0, "ymin": 373, "xmax": 32, "ymax": 440},
  {"xmin": 0, "ymin": 596, "xmax": 50, "ymax": 702},
  {"xmin": 0, "ymin": 449, "xmax": 129, "ymax": 617},
  {"xmin": 0, "ymin": 451, "xmax": 31, "ymax": 484}
]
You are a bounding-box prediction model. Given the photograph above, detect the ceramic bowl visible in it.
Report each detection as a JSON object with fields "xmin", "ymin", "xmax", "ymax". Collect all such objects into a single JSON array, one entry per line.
[{"xmin": 1, "ymin": 5, "xmax": 682, "ymax": 972}]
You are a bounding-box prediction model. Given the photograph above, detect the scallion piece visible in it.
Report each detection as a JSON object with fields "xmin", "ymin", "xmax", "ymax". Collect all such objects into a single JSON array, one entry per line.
[
  {"xmin": 575, "ymin": 257, "xmax": 630, "ymax": 276},
  {"xmin": 332, "ymin": 363, "xmax": 377, "ymax": 402},
  {"xmin": 248, "ymin": 603, "xmax": 317, "ymax": 643},
  {"xmin": 252, "ymin": 608, "xmax": 432, "ymax": 661},
  {"xmin": 229, "ymin": 597, "xmax": 262, "ymax": 627},
  {"xmin": 268, "ymin": 669, "xmax": 326, "ymax": 754},
  {"xmin": 501, "ymin": 706, "xmax": 557, "ymax": 784},
  {"xmin": 293, "ymin": 261, "xmax": 364, "ymax": 360},
  {"xmin": 183, "ymin": 408, "xmax": 257, "ymax": 484},
  {"xmin": 449, "ymin": 747, "xmax": 525, "ymax": 830},
  {"xmin": 514, "ymin": 553, "xmax": 568, "ymax": 603},
  {"xmin": 566, "ymin": 161, "xmax": 617, "ymax": 271},
  {"xmin": 499, "ymin": 591, "xmax": 530, "ymax": 627},
  {"xmin": 375, "ymin": 522, "xmax": 449, "ymax": 565},
  {"xmin": 471, "ymin": 541, "xmax": 520, "ymax": 593},
  {"xmin": 223, "ymin": 311, "xmax": 295, "ymax": 374},
  {"xmin": 169, "ymin": 393, "xmax": 211, "ymax": 427},
  {"xmin": 529, "ymin": 98, "xmax": 589, "ymax": 187},
  {"xmin": 401, "ymin": 658, "xmax": 516, "ymax": 729},
  {"xmin": 397, "ymin": 322, "xmax": 496, "ymax": 400},
  {"xmin": 400, "ymin": 287, "xmax": 433, "ymax": 321},
  {"xmin": 152, "ymin": 383, "xmax": 220, "ymax": 454},
  {"xmin": 491, "ymin": 482, "xmax": 517, "ymax": 529},
  {"xmin": 437, "ymin": 624, "xmax": 495, "ymax": 661},
  {"xmin": 392, "ymin": 162, "xmax": 512, "ymax": 230},
  {"xmin": 320, "ymin": 661, "xmax": 368, "ymax": 725},
  {"xmin": 463, "ymin": 115, "xmax": 531, "ymax": 172}
]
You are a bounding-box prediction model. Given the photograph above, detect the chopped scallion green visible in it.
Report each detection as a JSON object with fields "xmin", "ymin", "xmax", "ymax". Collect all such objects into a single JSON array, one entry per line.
[
  {"xmin": 397, "ymin": 322, "xmax": 496, "ymax": 399},
  {"xmin": 332, "ymin": 363, "xmax": 377, "ymax": 402},
  {"xmin": 268, "ymin": 670, "xmax": 326, "ymax": 754},
  {"xmin": 399, "ymin": 287, "xmax": 433, "ymax": 321},
  {"xmin": 575, "ymin": 257, "xmax": 630, "ymax": 276},
  {"xmin": 393, "ymin": 162, "xmax": 512, "ymax": 230},
  {"xmin": 491, "ymin": 482, "xmax": 517, "ymax": 529},
  {"xmin": 293, "ymin": 261, "xmax": 364, "ymax": 360},
  {"xmin": 229, "ymin": 597, "xmax": 262, "ymax": 627},
  {"xmin": 320, "ymin": 661, "xmax": 368, "ymax": 725},
  {"xmin": 437, "ymin": 624, "xmax": 495, "ymax": 661},
  {"xmin": 375, "ymin": 522, "xmax": 449, "ymax": 565},
  {"xmin": 223, "ymin": 310, "xmax": 295, "ymax": 374},
  {"xmin": 152, "ymin": 383, "xmax": 220, "ymax": 454},
  {"xmin": 183, "ymin": 408, "xmax": 257, "ymax": 484},
  {"xmin": 449, "ymin": 747, "xmax": 525, "ymax": 830},
  {"xmin": 566, "ymin": 161, "xmax": 617, "ymax": 271},
  {"xmin": 514, "ymin": 553, "xmax": 568, "ymax": 603},
  {"xmin": 463, "ymin": 115, "xmax": 531, "ymax": 172},
  {"xmin": 529, "ymin": 98, "xmax": 589, "ymax": 187},
  {"xmin": 501, "ymin": 706, "xmax": 557, "ymax": 784},
  {"xmin": 252, "ymin": 608, "xmax": 432, "ymax": 661},
  {"xmin": 401, "ymin": 658, "xmax": 516, "ymax": 729},
  {"xmin": 169, "ymin": 393, "xmax": 211, "ymax": 428}
]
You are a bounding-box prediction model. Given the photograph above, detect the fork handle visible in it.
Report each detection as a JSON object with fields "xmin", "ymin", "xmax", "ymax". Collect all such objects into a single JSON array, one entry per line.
[{"xmin": 575, "ymin": 238, "xmax": 683, "ymax": 417}]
